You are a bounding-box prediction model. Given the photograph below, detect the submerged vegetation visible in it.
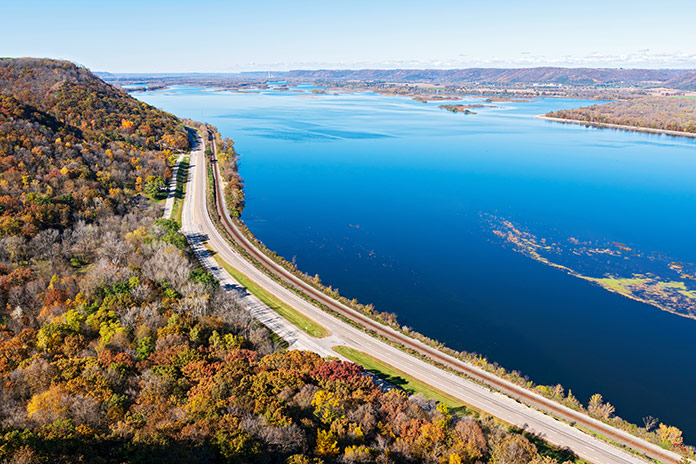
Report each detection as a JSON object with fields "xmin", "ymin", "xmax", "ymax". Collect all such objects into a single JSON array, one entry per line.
[
  {"xmin": 0, "ymin": 57, "xmax": 599, "ymax": 464},
  {"xmin": 202, "ymin": 118, "xmax": 693, "ymax": 455},
  {"xmin": 485, "ymin": 214, "xmax": 696, "ymax": 320}
]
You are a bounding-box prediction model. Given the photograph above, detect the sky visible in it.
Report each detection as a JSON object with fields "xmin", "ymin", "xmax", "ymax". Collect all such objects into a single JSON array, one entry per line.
[{"xmin": 3, "ymin": 0, "xmax": 696, "ymax": 73}]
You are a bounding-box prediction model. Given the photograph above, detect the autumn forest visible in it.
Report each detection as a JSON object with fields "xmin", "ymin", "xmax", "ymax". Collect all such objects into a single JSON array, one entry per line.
[{"xmin": 0, "ymin": 58, "xmax": 577, "ymax": 464}]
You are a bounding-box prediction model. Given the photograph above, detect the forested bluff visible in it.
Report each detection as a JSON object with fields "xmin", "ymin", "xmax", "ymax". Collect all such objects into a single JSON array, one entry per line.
[
  {"xmin": 0, "ymin": 58, "xmax": 587, "ymax": 463},
  {"xmin": 546, "ymin": 97, "xmax": 696, "ymax": 135}
]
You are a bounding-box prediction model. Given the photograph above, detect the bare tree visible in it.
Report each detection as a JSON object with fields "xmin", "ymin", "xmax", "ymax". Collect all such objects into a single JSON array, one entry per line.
[
  {"xmin": 9, "ymin": 358, "xmax": 56, "ymax": 399},
  {"xmin": 643, "ymin": 415, "xmax": 659, "ymax": 432},
  {"xmin": 249, "ymin": 327, "xmax": 274, "ymax": 356},
  {"xmin": 79, "ymin": 258, "xmax": 133, "ymax": 295},
  {"xmin": 3, "ymin": 236, "xmax": 27, "ymax": 264},
  {"xmin": 97, "ymin": 231, "xmax": 133, "ymax": 267},
  {"xmin": 241, "ymin": 415, "xmax": 306, "ymax": 454},
  {"xmin": 68, "ymin": 394, "xmax": 103, "ymax": 428},
  {"xmin": 209, "ymin": 288, "xmax": 254, "ymax": 335},
  {"xmin": 141, "ymin": 242, "xmax": 191, "ymax": 292},
  {"xmin": 30, "ymin": 229, "xmax": 60, "ymax": 267},
  {"xmin": 65, "ymin": 221, "xmax": 98, "ymax": 262},
  {"xmin": 138, "ymin": 302, "xmax": 165, "ymax": 330},
  {"xmin": 176, "ymin": 286, "xmax": 210, "ymax": 318}
]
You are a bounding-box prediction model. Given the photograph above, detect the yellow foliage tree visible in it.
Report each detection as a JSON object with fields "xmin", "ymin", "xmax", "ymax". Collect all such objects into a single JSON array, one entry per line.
[
  {"xmin": 316, "ymin": 429, "xmax": 339, "ymax": 457},
  {"xmin": 121, "ymin": 119, "xmax": 135, "ymax": 132},
  {"xmin": 27, "ymin": 385, "xmax": 68, "ymax": 424},
  {"xmin": 312, "ymin": 390, "xmax": 343, "ymax": 424},
  {"xmin": 344, "ymin": 445, "xmax": 372, "ymax": 461},
  {"xmin": 658, "ymin": 423, "xmax": 684, "ymax": 446},
  {"xmin": 436, "ymin": 402, "xmax": 452, "ymax": 429}
]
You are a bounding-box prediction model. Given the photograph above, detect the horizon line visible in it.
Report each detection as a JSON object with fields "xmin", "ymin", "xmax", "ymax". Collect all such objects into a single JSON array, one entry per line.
[{"xmin": 93, "ymin": 65, "xmax": 696, "ymax": 76}]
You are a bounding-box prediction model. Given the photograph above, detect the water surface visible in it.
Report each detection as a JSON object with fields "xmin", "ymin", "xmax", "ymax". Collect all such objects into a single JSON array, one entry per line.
[{"xmin": 136, "ymin": 86, "xmax": 696, "ymax": 440}]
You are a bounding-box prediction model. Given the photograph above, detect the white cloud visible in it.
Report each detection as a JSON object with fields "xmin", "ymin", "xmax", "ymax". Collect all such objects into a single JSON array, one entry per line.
[{"xmin": 218, "ymin": 50, "xmax": 696, "ymax": 72}]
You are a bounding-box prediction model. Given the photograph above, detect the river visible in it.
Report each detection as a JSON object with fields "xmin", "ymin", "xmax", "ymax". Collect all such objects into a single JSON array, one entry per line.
[{"xmin": 134, "ymin": 85, "xmax": 696, "ymax": 441}]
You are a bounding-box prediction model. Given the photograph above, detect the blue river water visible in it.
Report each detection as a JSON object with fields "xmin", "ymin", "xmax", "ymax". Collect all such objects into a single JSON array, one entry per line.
[{"xmin": 135, "ymin": 86, "xmax": 696, "ymax": 441}]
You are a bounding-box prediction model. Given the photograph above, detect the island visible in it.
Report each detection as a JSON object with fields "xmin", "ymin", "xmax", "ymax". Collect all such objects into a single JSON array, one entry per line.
[
  {"xmin": 482, "ymin": 96, "xmax": 532, "ymax": 103},
  {"xmin": 0, "ymin": 56, "xmax": 592, "ymax": 464},
  {"xmin": 543, "ymin": 96, "xmax": 696, "ymax": 137},
  {"xmin": 438, "ymin": 104, "xmax": 495, "ymax": 114}
]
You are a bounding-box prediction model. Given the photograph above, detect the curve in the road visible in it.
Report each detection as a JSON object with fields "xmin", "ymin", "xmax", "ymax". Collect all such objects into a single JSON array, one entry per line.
[{"xmin": 190, "ymin": 129, "xmax": 685, "ymax": 464}]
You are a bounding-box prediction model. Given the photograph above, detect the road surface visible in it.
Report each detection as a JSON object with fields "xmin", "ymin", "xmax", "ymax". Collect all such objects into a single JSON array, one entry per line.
[
  {"xmin": 162, "ymin": 153, "xmax": 186, "ymax": 219},
  {"xmin": 181, "ymin": 132, "xmax": 685, "ymax": 464}
]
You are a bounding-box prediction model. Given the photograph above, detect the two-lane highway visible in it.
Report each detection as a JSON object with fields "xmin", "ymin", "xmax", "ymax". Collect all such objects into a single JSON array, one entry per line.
[{"xmin": 182, "ymin": 130, "xmax": 685, "ymax": 464}]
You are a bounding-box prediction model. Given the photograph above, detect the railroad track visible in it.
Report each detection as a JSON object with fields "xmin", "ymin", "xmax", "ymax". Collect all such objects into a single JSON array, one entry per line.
[{"xmin": 204, "ymin": 133, "xmax": 684, "ymax": 464}]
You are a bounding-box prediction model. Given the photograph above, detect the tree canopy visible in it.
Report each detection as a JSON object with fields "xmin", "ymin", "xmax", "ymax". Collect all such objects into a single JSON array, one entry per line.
[{"xmin": 0, "ymin": 58, "xmax": 577, "ymax": 464}]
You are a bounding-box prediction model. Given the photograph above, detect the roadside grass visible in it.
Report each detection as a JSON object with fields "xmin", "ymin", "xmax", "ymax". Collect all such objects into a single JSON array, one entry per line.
[
  {"xmin": 171, "ymin": 156, "xmax": 190, "ymax": 225},
  {"xmin": 206, "ymin": 245, "xmax": 329, "ymax": 338},
  {"xmin": 148, "ymin": 195, "xmax": 167, "ymax": 208},
  {"xmin": 333, "ymin": 345, "xmax": 474, "ymax": 416},
  {"xmin": 576, "ymin": 425, "xmax": 661, "ymax": 463},
  {"xmin": 268, "ymin": 330, "xmax": 290, "ymax": 350},
  {"xmin": 517, "ymin": 428, "xmax": 590, "ymax": 464},
  {"xmin": 334, "ymin": 345, "xmax": 586, "ymax": 463},
  {"xmin": 200, "ymin": 144, "xmax": 663, "ymax": 464}
]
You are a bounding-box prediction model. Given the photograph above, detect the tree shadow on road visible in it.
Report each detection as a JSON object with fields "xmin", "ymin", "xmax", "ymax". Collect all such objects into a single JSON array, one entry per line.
[
  {"xmin": 511, "ymin": 426, "xmax": 582, "ymax": 463},
  {"xmin": 363, "ymin": 368, "xmax": 472, "ymax": 416}
]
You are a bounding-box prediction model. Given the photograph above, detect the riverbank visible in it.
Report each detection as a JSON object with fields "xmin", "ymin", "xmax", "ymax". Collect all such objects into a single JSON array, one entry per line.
[
  {"xmin": 134, "ymin": 86, "xmax": 696, "ymax": 451},
  {"xmin": 537, "ymin": 115, "xmax": 696, "ymax": 139},
  {"xmin": 202, "ymin": 125, "xmax": 693, "ymax": 462},
  {"xmin": 195, "ymin": 126, "xmax": 687, "ymax": 464}
]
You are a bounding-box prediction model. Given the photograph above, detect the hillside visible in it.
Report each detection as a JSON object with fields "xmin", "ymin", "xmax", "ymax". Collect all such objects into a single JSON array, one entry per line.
[
  {"xmin": 101, "ymin": 67, "xmax": 696, "ymax": 102},
  {"xmin": 283, "ymin": 67, "xmax": 694, "ymax": 88},
  {"xmin": 0, "ymin": 58, "xmax": 583, "ymax": 463},
  {"xmin": 665, "ymin": 71, "xmax": 696, "ymax": 90},
  {"xmin": 0, "ymin": 58, "xmax": 190, "ymax": 234}
]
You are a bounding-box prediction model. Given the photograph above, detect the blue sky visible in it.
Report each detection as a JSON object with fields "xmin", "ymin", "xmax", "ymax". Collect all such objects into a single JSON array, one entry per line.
[{"xmin": 3, "ymin": 0, "xmax": 696, "ymax": 72}]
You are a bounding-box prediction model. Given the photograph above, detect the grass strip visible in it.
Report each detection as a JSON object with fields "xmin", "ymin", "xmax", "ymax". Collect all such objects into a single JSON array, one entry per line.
[
  {"xmin": 333, "ymin": 345, "xmax": 475, "ymax": 416},
  {"xmin": 201, "ymin": 148, "xmax": 590, "ymax": 463},
  {"xmin": 207, "ymin": 246, "xmax": 329, "ymax": 338},
  {"xmin": 203, "ymin": 163, "xmax": 634, "ymax": 464},
  {"xmin": 268, "ymin": 330, "xmax": 290, "ymax": 350},
  {"xmin": 171, "ymin": 156, "xmax": 190, "ymax": 225},
  {"xmin": 334, "ymin": 345, "xmax": 587, "ymax": 463}
]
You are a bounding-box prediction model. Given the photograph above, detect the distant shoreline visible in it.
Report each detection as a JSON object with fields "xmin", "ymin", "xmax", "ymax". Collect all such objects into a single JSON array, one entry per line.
[{"xmin": 536, "ymin": 115, "xmax": 696, "ymax": 139}]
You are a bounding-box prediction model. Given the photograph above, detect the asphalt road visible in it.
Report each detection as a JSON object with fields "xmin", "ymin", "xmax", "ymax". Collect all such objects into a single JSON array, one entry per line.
[
  {"xmin": 181, "ymin": 132, "xmax": 685, "ymax": 464},
  {"xmin": 162, "ymin": 153, "xmax": 186, "ymax": 219}
]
